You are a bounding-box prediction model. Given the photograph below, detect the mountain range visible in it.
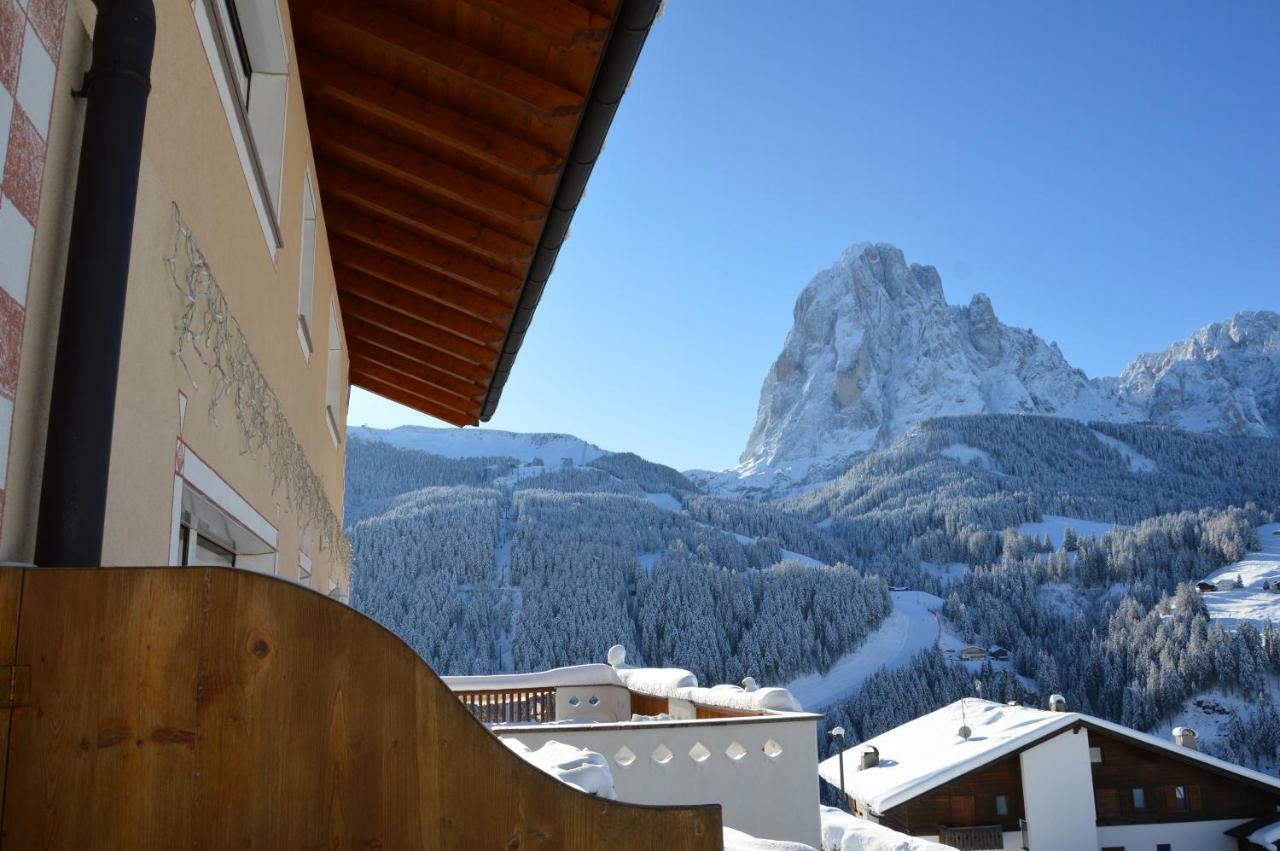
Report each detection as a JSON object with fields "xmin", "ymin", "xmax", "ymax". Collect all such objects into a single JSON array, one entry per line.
[{"xmin": 724, "ymin": 243, "xmax": 1278, "ymax": 493}]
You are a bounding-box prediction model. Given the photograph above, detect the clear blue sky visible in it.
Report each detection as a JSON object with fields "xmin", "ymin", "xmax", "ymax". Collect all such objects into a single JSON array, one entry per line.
[{"xmin": 349, "ymin": 0, "xmax": 1280, "ymax": 473}]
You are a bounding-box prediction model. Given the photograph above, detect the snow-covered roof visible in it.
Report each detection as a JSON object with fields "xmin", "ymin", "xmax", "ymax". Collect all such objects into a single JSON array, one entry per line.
[
  {"xmin": 1248, "ymin": 819, "xmax": 1280, "ymax": 849},
  {"xmin": 820, "ymin": 806, "xmax": 954, "ymax": 851},
  {"xmin": 502, "ymin": 738, "xmax": 617, "ymax": 799},
  {"xmin": 446, "ymin": 663, "xmax": 807, "ymax": 716},
  {"xmin": 818, "ymin": 699, "xmax": 1280, "ymax": 814}
]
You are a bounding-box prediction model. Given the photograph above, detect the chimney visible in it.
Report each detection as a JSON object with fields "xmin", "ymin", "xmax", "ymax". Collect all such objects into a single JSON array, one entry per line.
[
  {"xmin": 859, "ymin": 746, "xmax": 879, "ymax": 770},
  {"xmin": 1048, "ymin": 694, "xmax": 1067, "ymax": 712},
  {"xmin": 1173, "ymin": 727, "xmax": 1198, "ymax": 751}
]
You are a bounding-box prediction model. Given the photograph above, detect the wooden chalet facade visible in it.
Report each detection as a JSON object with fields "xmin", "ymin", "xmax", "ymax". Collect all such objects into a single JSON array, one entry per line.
[{"xmin": 820, "ymin": 700, "xmax": 1280, "ymax": 851}]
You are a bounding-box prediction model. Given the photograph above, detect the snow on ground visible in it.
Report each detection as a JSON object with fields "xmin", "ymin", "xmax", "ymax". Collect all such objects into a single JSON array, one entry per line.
[
  {"xmin": 781, "ymin": 549, "xmax": 824, "ymax": 568},
  {"xmin": 920, "ymin": 561, "xmax": 968, "ymax": 587},
  {"xmin": 501, "ymin": 738, "xmax": 617, "ymax": 798},
  {"xmin": 1089, "ymin": 428, "xmax": 1158, "ymax": 473},
  {"xmin": 1202, "ymin": 523, "xmax": 1280, "ymax": 631},
  {"xmin": 1159, "ymin": 681, "xmax": 1280, "ymax": 776},
  {"xmin": 644, "ymin": 491, "xmax": 683, "ymax": 512},
  {"xmin": 788, "ymin": 592, "xmax": 943, "ymax": 711},
  {"xmin": 939, "ymin": 443, "xmax": 997, "ymax": 472},
  {"xmin": 637, "ymin": 551, "xmax": 662, "ymax": 575},
  {"xmin": 819, "ymin": 806, "xmax": 955, "ymax": 850},
  {"xmin": 349, "ymin": 424, "xmax": 607, "ymax": 465},
  {"xmin": 724, "ymin": 827, "xmax": 815, "ymax": 851},
  {"xmin": 1016, "ymin": 515, "xmax": 1123, "ymax": 549}
]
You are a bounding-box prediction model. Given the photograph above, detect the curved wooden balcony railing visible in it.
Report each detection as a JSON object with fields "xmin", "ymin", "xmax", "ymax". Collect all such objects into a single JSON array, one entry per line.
[{"xmin": 0, "ymin": 567, "xmax": 722, "ymax": 849}]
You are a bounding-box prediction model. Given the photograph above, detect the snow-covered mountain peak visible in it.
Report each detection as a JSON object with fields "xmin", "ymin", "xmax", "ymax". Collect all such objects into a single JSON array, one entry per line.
[
  {"xmin": 734, "ymin": 244, "xmax": 1278, "ymax": 492},
  {"xmin": 738, "ymin": 243, "xmax": 1117, "ymax": 485}
]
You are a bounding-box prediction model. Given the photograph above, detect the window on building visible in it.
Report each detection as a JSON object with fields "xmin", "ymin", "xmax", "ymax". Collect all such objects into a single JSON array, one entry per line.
[
  {"xmin": 197, "ymin": 0, "xmax": 290, "ymax": 249},
  {"xmin": 179, "ymin": 486, "xmax": 276, "ymax": 572},
  {"xmin": 324, "ymin": 303, "xmax": 344, "ymax": 446},
  {"xmin": 1089, "ymin": 746, "xmax": 1103, "ymax": 763},
  {"xmin": 297, "ymin": 172, "xmax": 317, "ymax": 359},
  {"xmin": 1172, "ymin": 785, "xmax": 1188, "ymax": 812},
  {"xmin": 298, "ymin": 551, "xmax": 312, "ymax": 582},
  {"xmin": 1156, "ymin": 844, "xmax": 1171, "ymax": 851},
  {"xmin": 994, "ymin": 794, "xmax": 1009, "ymax": 817},
  {"xmin": 1131, "ymin": 788, "xmax": 1145, "ymax": 810}
]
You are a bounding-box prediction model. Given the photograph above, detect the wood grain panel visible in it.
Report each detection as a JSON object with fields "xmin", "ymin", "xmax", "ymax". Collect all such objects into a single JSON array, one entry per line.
[
  {"xmin": 880, "ymin": 752, "xmax": 1025, "ymax": 835},
  {"xmin": 0, "ymin": 567, "xmax": 722, "ymax": 849}
]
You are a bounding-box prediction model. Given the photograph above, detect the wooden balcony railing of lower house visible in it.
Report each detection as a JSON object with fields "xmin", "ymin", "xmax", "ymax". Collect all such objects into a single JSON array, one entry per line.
[
  {"xmin": 457, "ymin": 686, "xmax": 558, "ymax": 724},
  {"xmin": 0, "ymin": 567, "xmax": 722, "ymax": 850},
  {"xmin": 938, "ymin": 823, "xmax": 1007, "ymax": 850}
]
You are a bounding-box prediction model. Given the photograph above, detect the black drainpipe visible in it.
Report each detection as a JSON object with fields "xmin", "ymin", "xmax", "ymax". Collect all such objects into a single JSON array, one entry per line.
[{"xmin": 34, "ymin": 0, "xmax": 156, "ymax": 567}]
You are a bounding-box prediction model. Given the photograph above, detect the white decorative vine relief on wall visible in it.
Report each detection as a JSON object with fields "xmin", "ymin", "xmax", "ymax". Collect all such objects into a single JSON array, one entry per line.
[{"xmin": 166, "ymin": 204, "xmax": 352, "ymax": 572}]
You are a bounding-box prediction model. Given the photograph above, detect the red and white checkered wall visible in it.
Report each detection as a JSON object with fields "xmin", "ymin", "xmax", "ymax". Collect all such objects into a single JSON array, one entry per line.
[{"xmin": 0, "ymin": 0, "xmax": 66, "ymax": 533}]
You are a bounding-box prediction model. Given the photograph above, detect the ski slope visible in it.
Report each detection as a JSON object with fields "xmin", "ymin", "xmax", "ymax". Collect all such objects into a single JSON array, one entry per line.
[
  {"xmin": 1016, "ymin": 515, "xmax": 1123, "ymax": 548},
  {"xmin": 1202, "ymin": 523, "xmax": 1280, "ymax": 630},
  {"xmin": 787, "ymin": 591, "xmax": 942, "ymax": 710}
]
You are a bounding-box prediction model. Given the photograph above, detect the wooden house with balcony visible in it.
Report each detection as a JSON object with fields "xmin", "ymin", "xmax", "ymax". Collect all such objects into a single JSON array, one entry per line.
[
  {"xmin": 0, "ymin": 0, "xmax": 730, "ymax": 846},
  {"xmin": 819, "ymin": 698, "xmax": 1280, "ymax": 851}
]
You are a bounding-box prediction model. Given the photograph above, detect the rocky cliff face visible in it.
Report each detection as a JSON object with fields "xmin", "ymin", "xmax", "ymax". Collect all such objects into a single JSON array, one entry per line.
[
  {"xmin": 1109, "ymin": 311, "xmax": 1280, "ymax": 438},
  {"xmin": 735, "ymin": 242, "xmax": 1277, "ymax": 488}
]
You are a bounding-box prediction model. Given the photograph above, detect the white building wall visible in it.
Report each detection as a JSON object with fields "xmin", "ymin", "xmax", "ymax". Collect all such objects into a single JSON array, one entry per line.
[
  {"xmin": 498, "ymin": 715, "xmax": 821, "ymax": 848},
  {"xmin": 1019, "ymin": 728, "xmax": 1098, "ymax": 851},
  {"xmin": 1096, "ymin": 818, "xmax": 1243, "ymax": 851}
]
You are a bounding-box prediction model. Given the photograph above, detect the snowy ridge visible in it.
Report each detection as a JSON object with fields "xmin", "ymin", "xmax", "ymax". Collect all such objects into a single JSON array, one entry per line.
[{"xmin": 349, "ymin": 424, "xmax": 607, "ymax": 466}]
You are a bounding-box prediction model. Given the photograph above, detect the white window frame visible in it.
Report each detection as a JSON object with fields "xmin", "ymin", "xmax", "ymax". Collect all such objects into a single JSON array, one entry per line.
[
  {"xmin": 193, "ymin": 0, "xmax": 290, "ymax": 258},
  {"xmin": 169, "ymin": 444, "xmax": 279, "ymax": 575},
  {"xmin": 297, "ymin": 170, "xmax": 317, "ymax": 360},
  {"xmin": 298, "ymin": 550, "xmax": 312, "ymax": 583}
]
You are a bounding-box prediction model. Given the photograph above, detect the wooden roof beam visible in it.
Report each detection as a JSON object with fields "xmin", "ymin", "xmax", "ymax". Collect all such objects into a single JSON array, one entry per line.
[
  {"xmin": 350, "ymin": 353, "xmax": 482, "ymax": 421},
  {"xmin": 330, "ymin": 237, "xmax": 512, "ymax": 324},
  {"xmin": 325, "ymin": 203, "xmax": 524, "ymax": 297},
  {"xmin": 340, "ymin": 292, "xmax": 499, "ymax": 367},
  {"xmin": 337, "ymin": 266, "xmax": 505, "ymax": 347},
  {"xmin": 313, "ymin": 2, "xmax": 585, "ymax": 117},
  {"xmin": 458, "ymin": 0, "xmax": 612, "ymax": 46},
  {"xmin": 351, "ymin": 368, "xmax": 479, "ymax": 426},
  {"xmin": 344, "ymin": 314, "xmax": 492, "ymax": 385},
  {"xmin": 309, "ymin": 112, "xmax": 545, "ymax": 227},
  {"xmin": 317, "ymin": 162, "xmax": 532, "ymax": 270},
  {"xmin": 297, "ymin": 51, "xmax": 561, "ymax": 180},
  {"xmin": 348, "ymin": 342, "xmax": 486, "ymax": 408}
]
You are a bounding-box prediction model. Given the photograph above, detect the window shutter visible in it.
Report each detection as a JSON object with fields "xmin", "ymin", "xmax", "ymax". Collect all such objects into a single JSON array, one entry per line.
[
  {"xmin": 1189, "ymin": 785, "xmax": 1201, "ymax": 811},
  {"xmin": 1164, "ymin": 786, "xmax": 1177, "ymax": 811}
]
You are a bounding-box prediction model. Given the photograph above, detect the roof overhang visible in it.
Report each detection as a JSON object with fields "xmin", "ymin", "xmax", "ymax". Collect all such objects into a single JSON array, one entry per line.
[{"xmin": 293, "ymin": 0, "xmax": 660, "ymax": 425}]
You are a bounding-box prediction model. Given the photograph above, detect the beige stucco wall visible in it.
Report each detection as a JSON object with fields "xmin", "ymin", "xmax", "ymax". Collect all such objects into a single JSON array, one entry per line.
[{"xmin": 3, "ymin": 0, "xmax": 351, "ymax": 596}]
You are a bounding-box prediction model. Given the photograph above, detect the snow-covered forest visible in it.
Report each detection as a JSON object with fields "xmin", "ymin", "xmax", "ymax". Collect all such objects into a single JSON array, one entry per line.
[{"xmin": 346, "ymin": 414, "xmax": 1280, "ymax": 772}]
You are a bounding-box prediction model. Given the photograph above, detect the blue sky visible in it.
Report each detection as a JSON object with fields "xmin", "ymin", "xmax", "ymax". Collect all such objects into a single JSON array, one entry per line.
[{"xmin": 348, "ymin": 0, "xmax": 1280, "ymax": 473}]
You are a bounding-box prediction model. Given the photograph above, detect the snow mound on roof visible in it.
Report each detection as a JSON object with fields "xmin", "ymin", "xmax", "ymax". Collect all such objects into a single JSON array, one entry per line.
[
  {"xmin": 502, "ymin": 738, "xmax": 616, "ymax": 799},
  {"xmin": 614, "ymin": 666, "xmax": 698, "ymax": 696},
  {"xmin": 1248, "ymin": 820, "xmax": 1280, "ymax": 848},
  {"xmin": 819, "ymin": 807, "xmax": 954, "ymax": 851},
  {"xmin": 723, "ymin": 826, "xmax": 815, "ymax": 850},
  {"xmin": 443, "ymin": 663, "xmax": 620, "ymax": 691}
]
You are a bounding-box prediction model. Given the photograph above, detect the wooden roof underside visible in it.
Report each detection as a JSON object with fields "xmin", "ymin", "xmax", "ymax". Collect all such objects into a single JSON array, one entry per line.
[{"xmin": 293, "ymin": 0, "xmax": 652, "ymax": 425}]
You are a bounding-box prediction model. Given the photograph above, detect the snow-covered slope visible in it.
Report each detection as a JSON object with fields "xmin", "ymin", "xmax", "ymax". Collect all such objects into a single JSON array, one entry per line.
[
  {"xmin": 732, "ymin": 242, "xmax": 1278, "ymax": 491},
  {"xmin": 1201, "ymin": 523, "xmax": 1280, "ymax": 631},
  {"xmin": 350, "ymin": 424, "xmax": 607, "ymax": 466}
]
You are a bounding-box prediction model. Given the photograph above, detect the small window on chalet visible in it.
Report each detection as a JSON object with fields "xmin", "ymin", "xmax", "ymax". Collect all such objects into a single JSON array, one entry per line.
[
  {"xmin": 1156, "ymin": 844, "xmax": 1171, "ymax": 851},
  {"xmin": 1131, "ymin": 788, "xmax": 1146, "ymax": 810},
  {"xmin": 1094, "ymin": 788, "xmax": 1119, "ymax": 817},
  {"xmin": 197, "ymin": 0, "xmax": 290, "ymax": 249},
  {"xmin": 297, "ymin": 171, "xmax": 317, "ymax": 359},
  {"xmin": 1173, "ymin": 785, "xmax": 1188, "ymax": 811},
  {"xmin": 1089, "ymin": 746, "xmax": 1103, "ymax": 763},
  {"xmin": 994, "ymin": 794, "xmax": 1009, "ymax": 817}
]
